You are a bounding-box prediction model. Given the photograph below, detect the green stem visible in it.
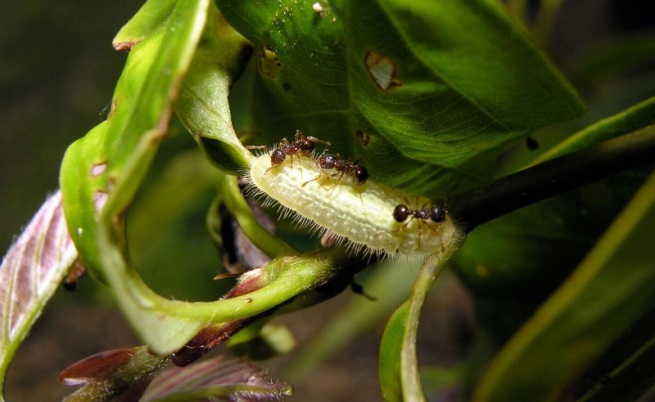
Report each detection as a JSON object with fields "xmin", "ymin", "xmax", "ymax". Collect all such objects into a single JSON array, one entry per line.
[
  {"xmin": 442, "ymin": 126, "xmax": 655, "ymax": 232},
  {"xmin": 220, "ymin": 176, "xmax": 296, "ymax": 257},
  {"xmin": 400, "ymin": 256, "xmax": 448, "ymax": 402}
]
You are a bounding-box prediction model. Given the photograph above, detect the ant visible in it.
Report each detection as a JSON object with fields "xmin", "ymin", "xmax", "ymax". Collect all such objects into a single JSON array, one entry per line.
[
  {"xmin": 302, "ymin": 151, "xmax": 368, "ymax": 187},
  {"xmin": 62, "ymin": 259, "xmax": 86, "ymax": 291},
  {"xmin": 391, "ymin": 201, "xmax": 447, "ymax": 250},
  {"xmin": 316, "ymin": 152, "xmax": 368, "ymax": 184},
  {"xmin": 392, "ymin": 203, "xmax": 446, "ymax": 224},
  {"xmin": 248, "ymin": 130, "xmax": 330, "ymax": 170}
]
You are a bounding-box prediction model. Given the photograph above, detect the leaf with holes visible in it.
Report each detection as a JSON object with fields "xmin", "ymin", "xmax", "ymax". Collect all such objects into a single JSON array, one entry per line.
[{"xmin": 215, "ymin": 0, "xmax": 584, "ymax": 195}]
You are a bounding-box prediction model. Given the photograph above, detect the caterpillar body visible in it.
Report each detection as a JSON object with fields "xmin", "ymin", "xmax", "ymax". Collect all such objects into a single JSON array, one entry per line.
[{"xmin": 247, "ymin": 151, "xmax": 460, "ymax": 258}]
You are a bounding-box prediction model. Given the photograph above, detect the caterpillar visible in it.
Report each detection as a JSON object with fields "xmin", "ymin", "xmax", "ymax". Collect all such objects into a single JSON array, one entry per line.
[{"xmin": 246, "ymin": 150, "xmax": 461, "ymax": 258}]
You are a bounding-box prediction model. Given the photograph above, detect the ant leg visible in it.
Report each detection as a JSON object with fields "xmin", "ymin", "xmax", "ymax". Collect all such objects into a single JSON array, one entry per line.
[
  {"xmin": 374, "ymin": 217, "xmax": 413, "ymax": 241},
  {"xmin": 302, "ymin": 170, "xmax": 326, "ymax": 187},
  {"xmin": 307, "ymin": 136, "xmax": 331, "ymax": 148},
  {"xmin": 264, "ymin": 165, "xmax": 279, "ymax": 175},
  {"xmin": 329, "ymin": 172, "xmax": 345, "ymax": 195}
]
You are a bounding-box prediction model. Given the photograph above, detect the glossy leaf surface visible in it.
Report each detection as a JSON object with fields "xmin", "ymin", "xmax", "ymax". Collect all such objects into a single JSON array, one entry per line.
[{"xmin": 215, "ymin": 0, "xmax": 584, "ymax": 195}]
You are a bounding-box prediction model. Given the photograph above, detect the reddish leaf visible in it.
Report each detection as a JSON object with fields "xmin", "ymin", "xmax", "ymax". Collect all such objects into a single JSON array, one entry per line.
[{"xmin": 0, "ymin": 191, "xmax": 78, "ymax": 390}]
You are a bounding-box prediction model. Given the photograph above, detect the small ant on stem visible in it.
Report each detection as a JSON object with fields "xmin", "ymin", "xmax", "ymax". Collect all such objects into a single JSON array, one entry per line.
[{"xmin": 247, "ymin": 130, "xmax": 330, "ymax": 171}]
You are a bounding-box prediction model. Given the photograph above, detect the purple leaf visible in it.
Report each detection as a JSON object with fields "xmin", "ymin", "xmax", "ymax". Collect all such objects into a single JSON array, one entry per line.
[
  {"xmin": 141, "ymin": 356, "xmax": 292, "ymax": 401},
  {"xmin": 0, "ymin": 191, "xmax": 78, "ymax": 391},
  {"xmin": 59, "ymin": 346, "xmax": 170, "ymax": 402}
]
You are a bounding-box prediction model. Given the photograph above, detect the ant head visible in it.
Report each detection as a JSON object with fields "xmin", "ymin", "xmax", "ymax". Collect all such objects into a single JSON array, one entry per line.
[
  {"xmin": 430, "ymin": 205, "xmax": 446, "ymax": 222},
  {"xmin": 393, "ymin": 204, "xmax": 410, "ymax": 222},
  {"xmin": 297, "ymin": 139, "xmax": 313, "ymax": 152},
  {"xmin": 319, "ymin": 153, "xmax": 337, "ymax": 169},
  {"xmin": 270, "ymin": 149, "xmax": 286, "ymax": 166},
  {"xmin": 353, "ymin": 165, "xmax": 368, "ymax": 183}
]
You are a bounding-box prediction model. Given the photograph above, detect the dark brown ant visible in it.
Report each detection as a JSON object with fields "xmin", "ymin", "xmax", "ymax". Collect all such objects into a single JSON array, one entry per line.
[
  {"xmin": 391, "ymin": 201, "xmax": 447, "ymax": 250},
  {"xmin": 392, "ymin": 203, "xmax": 446, "ymax": 224},
  {"xmin": 248, "ymin": 130, "xmax": 330, "ymax": 171},
  {"xmin": 62, "ymin": 259, "xmax": 86, "ymax": 291},
  {"xmin": 310, "ymin": 152, "xmax": 368, "ymax": 185}
]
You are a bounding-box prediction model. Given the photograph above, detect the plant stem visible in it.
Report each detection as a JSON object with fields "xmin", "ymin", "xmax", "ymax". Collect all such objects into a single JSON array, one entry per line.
[{"xmin": 441, "ymin": 126, "xmax": 655, "ymax": 233}]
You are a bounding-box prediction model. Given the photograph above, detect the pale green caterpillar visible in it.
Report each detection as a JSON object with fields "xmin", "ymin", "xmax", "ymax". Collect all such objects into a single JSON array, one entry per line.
[{"xmin": 246, "ymin": 151, "xmax": 461, "ymax": 258}]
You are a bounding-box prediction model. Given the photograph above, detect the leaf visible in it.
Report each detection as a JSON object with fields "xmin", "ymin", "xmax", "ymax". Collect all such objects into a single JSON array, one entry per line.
[
  {"xmin": 530, "ymin": 97, "xmax": 655, "ymax": 165},
  {"xmin": 379, "ymin": 239, "xmax": 464, "ymax": 402},
  {"xmin": 59, "ymin": 346, "xmax": 169, "ymax": 402},
  {"xmin": 571, "ymin": 29, "xmax": 655, "ymax": 84},
  {"xmin": 0, "ymin": 191, "xmax": 78, "ymax": 397},
  {"xmin": 113, "ymin": 0, "xmax": 179, "ymax": 50},
  {"xmin": 60, "ymin": 0, "xmax": 212, "ymax": 279},
  {"xmin": 285, "ymin": 257, "xmax": 422, "ymax": 381},
  {"xmin": 215, "ymin": 0, "xmax": 584, "ymax": 194},
  {"xmin": 576, "ymin": 308, "xmax": 655, "ymax": 402},
  {"xmin": 174, "ymin": 8, "xmax": 254, "ymax": 174},
  {"xmin": 471, "ymin": 171, "xmax": 655, "ymax": 402},
  {"xmin": 60, "ymin": 0, "xmax": 214, "ymax": 353},
  {"xmin": 126, "ymin": 148, "xmax": 227, "ymax": 301},
  {"xmin": 452, "ymin": 162, "xmax": 649, "ymax": 343},
  {"xmin": 140, "ymin": 355, "xmax": 292, "ymax": 402},
  {"xmin": 379, "ymin": 301, "xmax": 410, "ymax": 402}
]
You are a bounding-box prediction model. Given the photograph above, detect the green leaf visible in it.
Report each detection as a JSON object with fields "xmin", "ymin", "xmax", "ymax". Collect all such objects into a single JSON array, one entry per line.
[
  {"xmin": 0, "ymin": 192, "xmax": 78, "ymax": 398},
  {"xmin": 577, "ymin": 308, "xmax": 655, "ymax": 402},
  {"xmin": 174, "ymin": 8, "xmax": 253, "ymax": 174},
  {"xmin": 285, "ymin": 257, "xmax": 422, "ymax": 381},
  {"xmin": 61, "ymin": 0, "xmax": 212, "ymax": 279},
  {"xmin": 60, "ymin": 0, "xmax": 214, "ymax": 352},
  {"xmin": 530, "ymin": 97, "xmax": 655, "ymax": 165},
  {"xmin": 380, "ymin": 301, "xmax": 410, "ymax": 402},
  {"xmin": 216, "ymin": 0, "xmax": 584, "ymax": 194},
  {"xmin": 113, "ymin": 0, "xmax": 179, "ymax": 49},
  {"xmin": 126, "ymin": 148, "xmax": 226, "ymax": 301},
  {"xmin": 379, "ymin": 238, "xmax": 464, "ymax": 401},
  {"xmin": 452, "ymin": 164, "xmax": 648, "ymax": 343},
  {"xmin": 472, "ymin": 171, "xmax": 655, "ymax": 402},
  {"xmin": 571, "ymin": 29, "xmax": 655, "ymax": 84}
]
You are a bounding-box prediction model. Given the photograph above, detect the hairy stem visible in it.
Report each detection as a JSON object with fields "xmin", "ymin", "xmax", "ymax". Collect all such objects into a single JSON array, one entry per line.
[{"xmin": 442, "ymin": 125, "xmax": 655, "ymax": 232}]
